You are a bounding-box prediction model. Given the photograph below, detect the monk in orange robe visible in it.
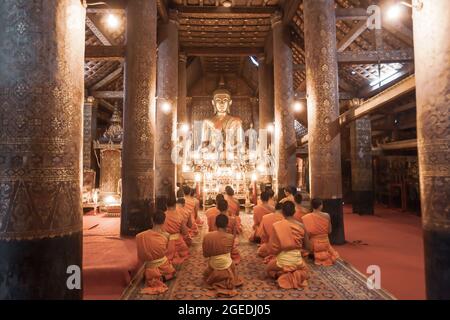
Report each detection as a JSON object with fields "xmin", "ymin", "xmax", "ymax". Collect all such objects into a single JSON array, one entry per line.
[
  {"xmin": 249, "ymin": 191, "xmax": 275, "ymax": 243},
  {"xmin": 177, "ymin": 197, "xmax": 193, "ymax": 246},
  {"xmin": 136, "ymin": 211, "xmax": 176, "ymax": 295},
  {"xmin": 206, "ymin": 194, "xmax": 225, "ymax": 232},
  {"xmin": 293, "ymin": 193, "xmax": 308, "ymax": 223},
  {"xmin": 256, "ymin": 202, "xmax": 284, "ymax": 258},
  {"xmin": 266, "ymin": 201, "xmax": 310, "ymax": 289},
  {"xmin": 225, "ymin": 186, "xmax": 240, "ymax": 217},
  {"xmin": 302, "ymin": 198, "xmax": 339, "ymax": 266},
  {"xmin": 279, "ymin": 186, "xmax": 296, "ymax": 204},
  {"xmin": 202, "ymin": 214, "xmax": 243, "ymax": 297},
  {"xmin": 191, "ymin": 188, "xmax": 203, "ymax": 226},
  {"xmin": 183, "ymin": 185, "xmax": 199, "ymax": 236},
  {"xmin": 163, "ymin": 196, "xmax": 190, "ymax": 266}
]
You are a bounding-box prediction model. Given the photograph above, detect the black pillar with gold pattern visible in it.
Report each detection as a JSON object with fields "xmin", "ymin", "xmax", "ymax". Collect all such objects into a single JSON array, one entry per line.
[{"xmin": 0, "ymin": 0, "xmax": 85, "ymax": 299}]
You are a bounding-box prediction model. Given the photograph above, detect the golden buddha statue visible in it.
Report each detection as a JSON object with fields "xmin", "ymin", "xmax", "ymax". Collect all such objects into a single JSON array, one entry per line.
[{"xmin": 201, "ymin": 85, "xmax": 244, "ymax": 153}]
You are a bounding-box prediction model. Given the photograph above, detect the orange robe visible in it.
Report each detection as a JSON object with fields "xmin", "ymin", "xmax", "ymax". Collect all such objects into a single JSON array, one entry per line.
[
  {"xmin": 194, "ymin": 197, "xmax": 203, "ymax": 225},
  {"xmin": 205, "ymin": 207, "xmax": 220, "ymax": 232},
  {"xmin": 136, "ymin": 229, "xmax": 176, "ymax": 295},
  {"xmin": 177, "ymin": 207, "xmax": 192, "ymax": 246},
  {"xmin": 185, "ymin": 197, "xmax": 199, "ymax": 236},
  {"xmin": 163, "ymin": 209, "xmax": 190, "ymax": 265},
  {"xmin": 225, "ymin": 195, "xmax": 240, "ymax": 217},
  {"xmin": 265, "ymin": 219, "xmax": 309, "ymax": 289},
  {"xmin": 202, "ymin": 230, "xmax": 243, "ymax": 297},
  {"xmin": 256, "ymin": 212, "xmax": 284, "ymax": 257},
  {"xmin": 249, "ymin": 203, "xmax": 274, "ymax": 242},
  {"xmin": 302, "ymin": 213, "xmax": 339, "ymax": 266},
  {"xmin": 293, "ymin": 206, "xmax": 307, "ymax": 223}
]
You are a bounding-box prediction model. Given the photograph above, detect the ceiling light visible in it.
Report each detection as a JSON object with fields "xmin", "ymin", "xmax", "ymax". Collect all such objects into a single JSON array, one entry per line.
[
  {"xmin": 222, "ymin": 1, "xmax": 232, "ymax": 8},
  {"xmin": 293, "ymin": 101, "xmax": 303, "ymax": 113},
  {"xmin": 386, "ymin": 3, "xmax": 403, "ymax": 20},
  {"xmin": 106, "ymin": 14, "xmax": 120, "ymax": 29}
]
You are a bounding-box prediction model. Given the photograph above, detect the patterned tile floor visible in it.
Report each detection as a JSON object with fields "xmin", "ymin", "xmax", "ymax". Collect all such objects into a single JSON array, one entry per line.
[{"xmin": 121, "ymin": 212, "xmax": 395, "ymax": 300}]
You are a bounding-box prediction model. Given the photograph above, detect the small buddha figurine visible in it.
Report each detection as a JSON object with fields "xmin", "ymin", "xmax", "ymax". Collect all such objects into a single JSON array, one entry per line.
[{"xmin": 201, "ymin": 81, "xmax": 244, "ymax": 156}]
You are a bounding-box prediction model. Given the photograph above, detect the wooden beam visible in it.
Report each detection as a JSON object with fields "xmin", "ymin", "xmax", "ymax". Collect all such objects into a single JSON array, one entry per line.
[
  {"xmin": 157, "ymin": 0, "xmax": 169, "ymax": 22},
  {"xmin": 337, "ymin": 20, "xmax": 367, "ymax": 52},
  {"xmin": 92, "ymin": 91, "xmax": 124, "ymax": 99},
  {"xmin": 383, "ymin": 20, "xmax": 414, "ymax": 47},
  {"xmin": 98, "ymin": 99, "xmax": 116, "ymax": 113},
  {"xmin": 85, "ymin": 46, "xmax": 125, "ymax": 60},
  {"xmin": 390, "ymin": 101, "xmax": 416, "ymax": 114},
  {"xmin": 335, "ymin": 8, "xmax": 368, "ymax": 20},
  {"xmin": 295, "ymin": 91, "xmax": 355, "ymax": 100},
  {"xmin": 375, "ymin": 139, "xmax": 417, "ymax": 150},
  {"xmin": 86, "ymin": 16, "xmax": 112, "ymax": 46},
  {"xmin": 86, "ymin": 0, "xmax": 126, "ymax": 9},
  {"xmin": 339, "ymin": 74, "xmax": 415, "ymax": 126},
  {"xmin": 184, "ymin": 46, "xmax": 264, "ymax": 57},
  {"xmin": 294, "ymin": 64, "xmax": 305, "ymax": 72},
  {"xmin": 176, "ymin": 6, "xmax": 276, "ymax": 15},
  {"xmin": 358, "ymin": 64, "xmax": 415, "ymax": 98},
  {"xmin": 90, "ymin": 66, "xmax": 123, "ymax": 91},
  {"xmin": 338, "ymin": 49, "xmax": 414, "ymax": 64},
  {"xmin": 283, "ymin": 0, "xmax": 301, "ymax": 25}
]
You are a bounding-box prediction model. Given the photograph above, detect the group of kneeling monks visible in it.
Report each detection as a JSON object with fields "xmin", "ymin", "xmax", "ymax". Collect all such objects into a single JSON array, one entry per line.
[{"xmin": 136, "ymin": 185, "xmax": 339, "ymax": 297}]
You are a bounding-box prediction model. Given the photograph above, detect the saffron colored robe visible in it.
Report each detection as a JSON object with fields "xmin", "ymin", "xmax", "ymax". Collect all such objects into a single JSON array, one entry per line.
[
  {"xmin": 163, "ymin": 209, "xmax": 190, "ymax": 265},
  {"xmin": 205, "ymin": 207, "xmax": 220, "ymax": 232},
  {"xmin": 136, "ymin": 229, "xmax": 176, "ymax": 295},
  {"xmin": 256, "ymin": 212, "xmax": 284, "ymax": 257},
  {"xmin": 293, "ymin": 205, "xmax": 307, "ymax": 223},
  {"xmin": 249, "ymin": 203, "xmax": 274, "ymax": 242},
  {"xmin": 225, "ymin": 195, "xmax": 240, "ymax": 217},
  {"xmin": 177, "ymin": 206, "xmax": 193, "ymax": 246},
  {"xmin": 185, "ymin": 197, "xmax": 199, "ymax": 236},
  {"xmin": 202, "ymin": 230, "xmax": 243, "ymax": 297},
  {"xmin": 302, "ymin": 212, "xmax": 339, "ymax": 266},
  {"xmin": 266, "ymin": 219, "xmax": 310, "ymax": 289}
]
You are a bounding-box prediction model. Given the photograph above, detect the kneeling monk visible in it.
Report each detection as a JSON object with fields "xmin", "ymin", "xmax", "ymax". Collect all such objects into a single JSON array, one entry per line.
[
  {"xmin": 249, "ymin": 191, "xmax": 274, "ymax": 243},
  {"xmin": 136, "ymin": 211, "xmax": 176, "ymax": 295},
  {"xmin": 202, "ymin": 214, "xmax": 243, "ymax": 297},
  {"xmin": 256, "ymin": 202, "xmax": 284, "ymax": 258},
  {"xmin": 302, "ymin": 198, "xmax": 339, "ymax": 266},
  {"xmin": 163, "ymin": 195, "xmax": 190, "ymax": 265},
  {"xmin": 206, "ymin": 194, "xmax": 225, "ymax": 232},
  {"xmin": 266, "ymin": 201, "xmax": 310, "ymax": 289}
]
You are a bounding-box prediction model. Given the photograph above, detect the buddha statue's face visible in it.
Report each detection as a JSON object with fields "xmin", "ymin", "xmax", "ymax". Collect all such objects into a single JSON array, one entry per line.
[{"xmin": 212, "ymin": 93, "xmax": 232, "ymax": 115}]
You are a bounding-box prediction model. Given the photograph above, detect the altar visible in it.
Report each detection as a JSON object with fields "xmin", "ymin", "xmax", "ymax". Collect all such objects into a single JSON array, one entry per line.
[{"xmin": 179, "ymin": 80, "xmax": 273, "ymax": 207}]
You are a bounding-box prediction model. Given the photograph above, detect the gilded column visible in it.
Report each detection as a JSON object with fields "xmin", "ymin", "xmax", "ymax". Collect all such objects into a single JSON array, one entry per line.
[
  {"xmin": 0, "ymin": 0, "xmax": 85, "ymax": 299},
  {"xmin": 258, "ymin": 55, "xmax": 273, "ymax": 130},
  {"xmin": 271, "ymin": 12, "xmax": 297, "ymax": 191},
  {"xmin": 155, "ymin": 11, "xmax": 179, "ymax": 197},
  {"xmin": 350, "ymin": 114, "xmax": 374, "ymax": 215},
  {"xmin": 178, "ymin": 53, "xmax": 188, "ymax": 125},
  {"xmin": 304, "ymin": 0, "xmax": 344, "ymax": 244},
  {"xmin": 83, "ymin": 96, "xmax": 98, "ymax": 170},
  {"xmin": 121, "ymin": 0, "xmax": 157, "ymax": 236},
  {"xmin": 413, "ymin": 0, "xmax": 450, "ymax": 299},
  {"xmin": 177, "ymin": 53, "xmax": 187, "ymax": 184}
]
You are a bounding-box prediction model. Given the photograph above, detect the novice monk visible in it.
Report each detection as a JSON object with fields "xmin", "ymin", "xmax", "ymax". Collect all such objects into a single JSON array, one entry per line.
[
  {"xmin": 191, "ymin": 188, "xmax": 203, "ymax": 226},
  {"xmin": 279, "ymin": 186, "xmax": 296, "ymax": 204},
  {"xmin": 224, "ymin": 186, "xmax": 240, "ymax": 217},
  {"xmin": 136, "ymin": 211, "xmax": 176, "ymax": 295},
  {"xmin": 177, "ymin": 197, "xmax": 193, "ymax": 246},
  {"xmin": 163, "ymin": 195, "xmax": 190, "ymax": 265},
  {"xmin": 249, "ymin": 191, "xmax": 275, "ymax": 243},
  {"xmin": 256, "ymin": 202, "xmax": 284, "ymax": 258},
  {"xmin": 302, "ymin": 198, "xmax": 339, "ymax": 266},
  {"xmin": 183, "ymin": 186, "xmax": 199, "ymax": 236},
  {"xmin": 293, "ymin": 193, "xmax": 308, "ymax": 223},
  {"xmin": 206, "ymin": 194, "xmax": 225, "ymax": 232},
  {"xmin": 202, "ymin": 214, "xmax": 243, "ymax": 297},
  {"xmin": 266, "ymin": 201, "xmax": 310, "ymax": 289}
]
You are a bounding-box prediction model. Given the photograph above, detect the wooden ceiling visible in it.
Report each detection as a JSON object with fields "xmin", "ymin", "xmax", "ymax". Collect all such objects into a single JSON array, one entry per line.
[{"xmin": 84, "ymin": 0, "xmax": 416, "ymax": 126}]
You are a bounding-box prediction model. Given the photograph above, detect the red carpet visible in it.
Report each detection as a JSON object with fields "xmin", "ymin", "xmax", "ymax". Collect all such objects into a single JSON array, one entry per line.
[
  {"xmin": 82, "ymin": 205, "xmax": 426, "ymax": 300},
  {"xmin": 338, "ymin": 205, "xmax": 425, "ymax": 300},
  {"xmin": 83, "ymin": 215, "xmax": 139, "ymax": 300}
]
